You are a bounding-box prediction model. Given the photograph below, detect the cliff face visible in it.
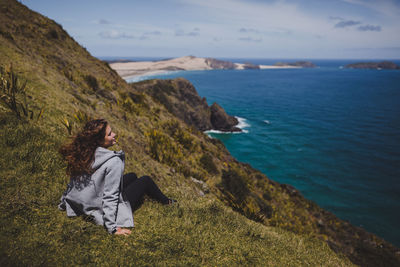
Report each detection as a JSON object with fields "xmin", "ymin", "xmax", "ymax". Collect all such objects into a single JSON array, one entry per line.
[
  {"xmin": 131, "ymin": 78, "xmax": 240, "ymax": 132},
  {"xmin": 0, "ymin": 1, "xmax": 399, "ymax": 266},
  {"xmin": 210, "ymin": 103, "xmax": 240, "ymax": 131}
]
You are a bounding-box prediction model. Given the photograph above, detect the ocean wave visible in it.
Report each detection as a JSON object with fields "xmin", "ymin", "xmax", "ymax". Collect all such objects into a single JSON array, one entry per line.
[
  {"xmin": 263, "ymin": 120, "xmax": 271, "ymax": 125},
  {"xmin": 204, "ymin": 129, "xmax": 245, "ymax": 135},
  {"xmin": 235, "ymin": 116, "xmax": 250, "ymax": 130},
  {"xmin": 204, "ymin": 116, "xmax": 250, "ymax": 135}
]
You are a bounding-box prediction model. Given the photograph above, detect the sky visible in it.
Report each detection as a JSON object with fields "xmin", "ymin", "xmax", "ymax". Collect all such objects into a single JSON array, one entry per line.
[{"xmin": 21, "ymin": 0, "xmax": 400, "ymax": 59}]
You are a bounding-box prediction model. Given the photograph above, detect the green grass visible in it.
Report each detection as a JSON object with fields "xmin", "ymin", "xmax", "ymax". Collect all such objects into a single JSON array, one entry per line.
[{"xmin": 0, "ymin": 115, "xmax": 352, "ymax": 266}]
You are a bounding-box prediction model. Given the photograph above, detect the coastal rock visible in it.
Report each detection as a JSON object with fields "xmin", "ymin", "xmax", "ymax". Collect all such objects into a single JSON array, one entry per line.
[
  {"xmin": 131, "ymin": 78, "xmax": 241, "ymax": 132},
  {"xmin": 210, "ymin": 103, "xmax": 240, "ymax": 132},
  {"xmin": 345, "ymin": 61, "xmax": 400, "ymax": 70}
]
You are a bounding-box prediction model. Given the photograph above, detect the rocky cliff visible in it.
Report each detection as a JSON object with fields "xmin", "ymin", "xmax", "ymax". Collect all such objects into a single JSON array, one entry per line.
[{"xmin": 131, "ymin": 78, "xmax": 240, "ymax": 132}]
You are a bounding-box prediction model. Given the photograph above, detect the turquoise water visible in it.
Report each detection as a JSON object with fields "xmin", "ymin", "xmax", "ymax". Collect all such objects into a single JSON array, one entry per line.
[{"xmin": 130, "ymin": 59, "xmax": 400, "ymax": 246}]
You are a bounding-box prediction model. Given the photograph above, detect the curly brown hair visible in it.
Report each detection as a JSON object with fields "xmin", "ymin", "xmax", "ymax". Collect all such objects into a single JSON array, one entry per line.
[{"xmin": 60, "ymin": 119, "xmax": 108, "ymax": 176}]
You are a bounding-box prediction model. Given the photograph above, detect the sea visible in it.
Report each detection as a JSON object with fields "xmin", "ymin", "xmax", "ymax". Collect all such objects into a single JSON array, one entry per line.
[{"xmin": 117, "ymin": 58, "xmax": 400, "ymax": 247}]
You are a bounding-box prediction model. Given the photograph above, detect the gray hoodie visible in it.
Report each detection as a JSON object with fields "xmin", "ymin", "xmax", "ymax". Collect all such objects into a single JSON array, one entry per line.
[{"xmin": 58, "ymin": 147, "xmax": 134, "ymax": 233}]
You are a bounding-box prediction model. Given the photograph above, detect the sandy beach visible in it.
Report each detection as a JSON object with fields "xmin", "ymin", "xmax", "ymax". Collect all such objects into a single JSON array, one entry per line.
[
  {"xmin": 259, "ymin": 64, "xmax": 301, "ymax": 69},
  {"xmin": 109, "ymin": 56, "xmax": 301, "ymax": 80}
]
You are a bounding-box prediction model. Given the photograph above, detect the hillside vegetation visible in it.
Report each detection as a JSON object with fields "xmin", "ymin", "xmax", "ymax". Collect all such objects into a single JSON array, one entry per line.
[{"xmin": 0, "ymin": 0, "xmax": 399, "ymax": 266}]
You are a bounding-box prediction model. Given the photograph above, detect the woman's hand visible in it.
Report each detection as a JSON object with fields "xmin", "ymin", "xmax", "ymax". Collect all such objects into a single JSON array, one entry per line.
[{"xmin": 114, "ymin": 227, "xmax": 131, "ymax": 236}]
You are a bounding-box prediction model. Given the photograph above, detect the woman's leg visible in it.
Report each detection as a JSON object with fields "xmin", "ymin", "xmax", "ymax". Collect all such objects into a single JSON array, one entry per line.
[
  {"xmin": 122, "ymin": 172, "xmax": 138, "ymax": 189},
  {"xmin": 123, "ymin": 175, "xmax": 170, "ymax": 211}
]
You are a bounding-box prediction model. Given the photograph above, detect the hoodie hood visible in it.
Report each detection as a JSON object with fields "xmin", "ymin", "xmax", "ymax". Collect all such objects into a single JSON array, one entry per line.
[{"xmin": 91, "ymin": 147, "xmax": 125, "ymax": 170}]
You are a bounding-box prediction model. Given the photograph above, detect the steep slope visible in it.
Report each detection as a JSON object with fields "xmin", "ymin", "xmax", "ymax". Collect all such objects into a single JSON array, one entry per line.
[{"xmin": 0, "ymin": 1, "xmax": 399, "ymax": 266}]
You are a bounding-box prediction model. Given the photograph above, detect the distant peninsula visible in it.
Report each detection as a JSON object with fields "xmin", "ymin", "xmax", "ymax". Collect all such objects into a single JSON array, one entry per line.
[
  {"xmin": 345, "ymin": 61, "xmax": 400, "ymax": 70},
  {"xmin": 109, "ymin": 56, "xmax": 310, "ymax": 79},
  {"xmin": 274, "ymin": 61, "xmax": 316, "ymax": 68}
]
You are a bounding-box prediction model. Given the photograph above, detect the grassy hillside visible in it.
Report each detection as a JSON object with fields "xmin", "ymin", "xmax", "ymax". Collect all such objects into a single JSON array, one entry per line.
[
  {"xmin": 0, "ymin": 115, "xmax": 351, "ymax": 266},
  {"xmin": 0, "ymin": 0, "xmax": 399, "ymax": 266}
]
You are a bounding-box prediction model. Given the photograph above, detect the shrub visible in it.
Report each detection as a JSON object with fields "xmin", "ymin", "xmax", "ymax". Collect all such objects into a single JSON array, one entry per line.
[
  {"xmin": 46, "ymin": 29, "xmax": 59, "ymax": 39},
  {"xmin": 84, "ymin": 74, "xmax": 99, "ymax": 91},
  {"xmin": 145, "ymin": 129, "xmax": 183, "ymax": 167},
  {"xmin": 0, "ymin": 65, "xmax": 44, "ymax": 121},
  {"xmin": 219, "ymin": 166, "xmax": 250, "ymax": 203},
  {"xmin": 200, "ymin": 153, "xmax": 218, "ymax": 175},
  {"xmin": 73, "ymin": 109, "xmax": 91, "ymax": 125},
  {"xmin": 118, "ymin": 92, "xmax": 140, "ymax": 115},
  {"xmin": 128, "ymin": 92, "xmax": 146, "ymax": 104},
  {"xmin": 61, "ymin": 117, "xmax": 73, "ymax": 135},
  {"xmin": 127, "ymin": 92, "xmax": 149, "ymax": 110},
  {"xmin": 60, "ymin": 110, "xmax": 91, "ymax": 135},
  {"xmin": 161, "ymin": 120, "xmax": 197, "ymax": 151}
]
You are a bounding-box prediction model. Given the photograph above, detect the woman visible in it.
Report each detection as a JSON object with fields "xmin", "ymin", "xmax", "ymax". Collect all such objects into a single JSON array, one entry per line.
[{"xmin": 58, "ymin": 119, "xmax": 175, "ymax": 235}]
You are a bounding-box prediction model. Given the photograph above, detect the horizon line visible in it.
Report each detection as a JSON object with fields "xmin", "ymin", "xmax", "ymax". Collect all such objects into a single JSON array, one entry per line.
[{"xmin": 97, "ymin": 55, "xmax": 400, "ymax": 61}]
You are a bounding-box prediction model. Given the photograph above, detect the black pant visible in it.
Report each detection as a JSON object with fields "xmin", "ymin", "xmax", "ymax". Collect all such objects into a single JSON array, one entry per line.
[{"xmin": 122, "ymin": 173, "xmax": 169, "ymax": 211}]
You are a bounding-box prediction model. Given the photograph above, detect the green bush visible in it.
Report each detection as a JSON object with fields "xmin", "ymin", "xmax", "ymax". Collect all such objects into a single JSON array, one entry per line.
[
  {"xmin": 200, "ymin": 153, "xmax": 218, "ymax": 175},
  {"xmin": 145, "ymin": 129, "xmax": 183, "ymax": 167},
  {"xmin": 161, "ymin": 120, "xmax": 197, "ymax": 152},
  {"xmin": 219, "ymin": 166, "xmax": 250, "ymax": 203},
  {"xmin": 118, "ymin": 92, "xmax": 141, "ymax": 115},
  {"xmin": 84, "ymin": 74, "xmax": 99, "ymax": 91},
  {"xmin": 0, "ymin": 66, "xmax": 44, "ymax": 121},
  {"xmin": 128, "ymin": 92, "xmax": 146, "ymax": 104}
]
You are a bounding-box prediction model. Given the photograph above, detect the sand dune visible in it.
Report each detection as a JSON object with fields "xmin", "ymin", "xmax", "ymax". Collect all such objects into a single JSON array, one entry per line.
[{"xmin": 109, "ymin": 56, "xmax": 300, "ymax": 79}]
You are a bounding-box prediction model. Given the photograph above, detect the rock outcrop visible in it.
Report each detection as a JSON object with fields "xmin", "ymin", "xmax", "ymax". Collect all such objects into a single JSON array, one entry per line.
[
  {"xmin": 131, "ymin": 78, "xmax": 241, "ymax": 132},
  {"xmin": 210, "ymin": 103, "xmax": 240, "ymax": 132}
]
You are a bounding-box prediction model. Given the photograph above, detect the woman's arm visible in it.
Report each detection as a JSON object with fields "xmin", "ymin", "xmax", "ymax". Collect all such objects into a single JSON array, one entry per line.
[{"xmin": 102, "ymin": 157, "xmax": 124, "ymax": 234}]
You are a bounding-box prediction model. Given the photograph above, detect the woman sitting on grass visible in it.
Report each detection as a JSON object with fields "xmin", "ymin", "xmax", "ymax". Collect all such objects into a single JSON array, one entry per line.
[{"xmin": 58, "ymin": 119, "xmax": 175, "ymax": 235}]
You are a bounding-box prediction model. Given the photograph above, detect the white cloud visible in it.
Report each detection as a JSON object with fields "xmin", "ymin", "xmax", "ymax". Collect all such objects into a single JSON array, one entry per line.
[
  {"xmin": 238, "ymin": 36, "xmax": 262, "ymax": 42},
  {"xmin": 334, "ymin": 20, "xmax": 361, "ymax": 28},
  {"xmin": 172, "ymin": 0, "xmax": 333, "ymax": 43},
  {"xmin": 99, "ymin": 30, "xmax": 135, "ymax": 39},
  {"xmin": 175, "ymin": 28, "xmax": 200, "ymax": 36},
  {"xmin": 357, "ymin": 24, "xmax": 382, "ymax": 31},
  {"xmin": 239, "ymin": 28, "xmax": 260, "ymax": 34}
]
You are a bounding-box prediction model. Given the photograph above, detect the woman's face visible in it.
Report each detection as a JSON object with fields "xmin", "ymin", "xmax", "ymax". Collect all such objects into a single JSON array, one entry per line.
[{"xmin": 103, "ymin": 125, "xmax": 116, "ymax": 148}]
